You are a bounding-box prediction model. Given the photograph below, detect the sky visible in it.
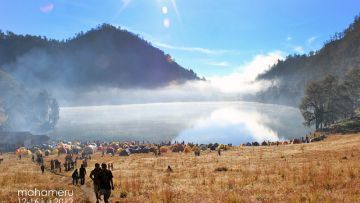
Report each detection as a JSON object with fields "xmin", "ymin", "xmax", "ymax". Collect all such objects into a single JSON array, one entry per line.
[{"xmin": 0, "ymin": 0, "xmax": 359, "ymax": 80}]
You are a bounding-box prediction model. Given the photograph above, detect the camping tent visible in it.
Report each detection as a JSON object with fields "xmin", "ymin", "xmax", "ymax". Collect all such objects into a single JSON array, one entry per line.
[
  {"xmin": 106, "ymin": 147, "xmax": 115, "ymax": 154},
  {"xmin": 44, "ymin": 150, "xmax": 51, "ymax": 156},
  {"xmin": 119, "ymin": 149, "xmax": 130, "ymax": 156},
  {"xmin": 183, "ymin": 145, "xmax": 192, "ymax": 153},
  {"xmin": 16, "ymin": 147, "xmax": 32, "ymax": 155},
  {"xmin": 83, "ymin": 145, "xmax": 95, "ymax": 154},
  {"xmin": 34, "ymin": 149, "xmax": 43, "ymax": 155},
  {"xmin": 57, "ymin": 147, "xmax": 67, "ymax": 154},
  {"xmin": 139, "ymin": 147, "xmax": 150, "ymax": 153}
]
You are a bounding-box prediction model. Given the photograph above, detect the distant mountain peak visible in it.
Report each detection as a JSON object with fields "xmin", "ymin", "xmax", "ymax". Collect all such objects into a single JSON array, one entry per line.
[{"xmin": 0, "ymin": 24, "xmax": 200, "ymax": 91}]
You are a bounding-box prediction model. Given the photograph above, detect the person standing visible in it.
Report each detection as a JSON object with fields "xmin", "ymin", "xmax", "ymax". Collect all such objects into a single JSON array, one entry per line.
[
  {"xmin": 41, "ymin": 164, "xmax": 45, "ymax": 174},
  {"xmin": 98, "ymin": 163, "xmax": 114, "ymax": 203},
  {"xmin": 79, "ymin": 164, "xmax": 87, "ymax": 185},
  {"xmin": 50, "ymin": 160, "xmax": 54, "ymax": 171},
  {"xmin": 90, "ymin": 163, "xmax": 102, "ymax": 203},
  {"xmin": 72, "ymin": 169, "xmax": 79, "ymax": 185}
]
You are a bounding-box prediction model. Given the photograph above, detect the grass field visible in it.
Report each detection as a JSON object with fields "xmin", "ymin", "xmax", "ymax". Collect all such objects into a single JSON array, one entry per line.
[{"xmin": 0, "ymin": 134, "xmax": 359, "ymax": 203}]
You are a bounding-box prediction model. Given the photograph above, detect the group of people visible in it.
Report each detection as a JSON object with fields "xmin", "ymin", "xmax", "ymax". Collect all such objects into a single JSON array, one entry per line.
[
  {"xmin": 63, "ymin": 154, "xmax": 77, "ymax": 171},
  {"xmin": 71, "ymin": 163, "xmax": 114, "ymax": 203},
  {"xmin": 50, "ymin": 159, "xmax": 62, "ymax": 172},
  {"xmin": 31, "ymin": 153, "xmax": 44, "ymax": 165},
  {"xmin": 48, "ymin": 154, "xmax": 90, "ymax": 173},
  {"xmin": 71, "ymin": 164, "xmax": 87, "ymax": 185}
]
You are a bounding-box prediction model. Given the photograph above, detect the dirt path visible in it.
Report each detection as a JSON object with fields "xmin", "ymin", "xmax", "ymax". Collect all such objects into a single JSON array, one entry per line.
[
  {"xmin": 41, "ymin": 164, "xmax": 99, "ymax": 203},
  {"xmin": 80, "ymin": 184, "xmax": 98, "ymax": 203}
]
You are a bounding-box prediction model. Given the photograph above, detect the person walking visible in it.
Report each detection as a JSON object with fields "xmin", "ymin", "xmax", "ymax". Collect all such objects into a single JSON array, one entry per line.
[
  {"xmin": 90, "ymin": 163, "xmax": 102, "ymax": 203},
  {"xmin": 79, "ymin": 164, "xmax": 87, "ymax": 185},
  {"xmin": 50, "ymin": 160, "xmax": 54, "ymax": 171},
  {"xmin": 72, "ymin": 169, "xmax": 79, "ymax": 185},
  {"xmin": 98, "ymin": 163, "xmax": 114, "ymax": 203},
  {"xmin": 41, "ymin": 164, "xmax": 45, "ymax": 174}
]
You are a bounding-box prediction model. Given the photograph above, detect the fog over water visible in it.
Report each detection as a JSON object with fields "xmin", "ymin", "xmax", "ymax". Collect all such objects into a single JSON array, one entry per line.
[
  {"xmin": 50, "ymin": 101, "xmax": 311, "ymax": 144},
  {"xmin": 13, "ymin": 49, "xmax": 307, "ymax": 144}
]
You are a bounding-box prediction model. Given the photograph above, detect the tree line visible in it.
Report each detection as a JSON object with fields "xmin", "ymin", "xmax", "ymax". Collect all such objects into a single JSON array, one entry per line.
[
  {"xmin": 256, "ymin": 14, "xmax": 360, "ymax": 107},
  {"xmin": 300, "ymin": 69, "xmax": 360, "ymax": 130},
  {"xmin": 0, "ymin": 24, "xmax": 200, "ymax": 92}
]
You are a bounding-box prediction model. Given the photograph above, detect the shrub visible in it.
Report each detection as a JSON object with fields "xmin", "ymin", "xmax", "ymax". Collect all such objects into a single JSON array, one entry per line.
[{"xmin": 215, "ymin": 167, "xmax": 228, "ymax": 172}]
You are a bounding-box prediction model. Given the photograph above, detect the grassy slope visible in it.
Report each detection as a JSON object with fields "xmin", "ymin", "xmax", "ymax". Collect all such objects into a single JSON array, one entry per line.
[
  {"xmin": 0, "ymin": 134, "xmax": 359, "ymax": 203},
  {"xmin": 0, "ymin": 154, "xmax": 86, "ymax": 202}
]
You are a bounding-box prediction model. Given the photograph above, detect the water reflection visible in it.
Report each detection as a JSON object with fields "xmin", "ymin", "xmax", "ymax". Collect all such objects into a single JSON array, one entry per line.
[
  {"xmin": 176, "ymin": 107, "xmax": 279, "ymax": 145},
  {"xmin": 51, "ymin": 101, "xmax": 311, "ymax": 144}
]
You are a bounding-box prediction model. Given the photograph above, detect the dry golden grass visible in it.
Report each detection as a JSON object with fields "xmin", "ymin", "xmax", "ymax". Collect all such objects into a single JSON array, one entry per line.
[
  {"xmin": 0, "ymin": 153, "xmax": 86, "ymax": 202},
  {"xmin": 1, "ymin": 134, "xmax": 359, "ymax": 203}
]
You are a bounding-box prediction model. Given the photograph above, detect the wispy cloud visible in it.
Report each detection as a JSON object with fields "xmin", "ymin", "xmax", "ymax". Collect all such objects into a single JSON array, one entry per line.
[
  {"xmin": 208, "ymin": 50, "xmax": 286, "ymax": 93},
  {"xmin": 286, "ymin": 36, "xmax": 292, "ymax": 41},
  {"xmin": 110, "ymin": 24, "xmax": 246, "ymax": 56},
  {"xmin": 152, "ymin": 41, "xmax": 240, "ymax": 55},
  {"xmin": 307, "ymin": 36, "xmax": 318, "ymax": 44},
  {"xmin": 113, "ymin": 24, "xmax": 247, "ymax": 57},
  {"xmin": 206, "ymin": 61, "xmax": 230, "ymax": 67},
  {"xmin": 293, "ymin": 46, "xmax": 304, "ymax": 54},
  {"xmin": 40, "ymin": 3, "xmax": 54, "ymax": 13}
]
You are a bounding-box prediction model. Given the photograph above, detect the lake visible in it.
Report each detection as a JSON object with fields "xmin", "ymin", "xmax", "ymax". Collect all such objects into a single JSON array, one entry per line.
[{"xmin": 50, "ymin": 101, "xmax": 311, "ymax": 145}]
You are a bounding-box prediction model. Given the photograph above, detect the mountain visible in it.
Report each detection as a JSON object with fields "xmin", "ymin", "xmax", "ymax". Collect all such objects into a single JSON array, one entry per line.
[
  {"xmin": 0, "ymin": 24, "xmax": 200, "ymax": 92},
  {"xmin": 256, "ymin": 15, "xmax": 360, "ymax": 107}
]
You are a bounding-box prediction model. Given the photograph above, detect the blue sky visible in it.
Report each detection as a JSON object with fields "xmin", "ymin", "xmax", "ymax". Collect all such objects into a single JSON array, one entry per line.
[{"xmin": 0, "ymin": 0, "xmax": 359, "ymax": 78}]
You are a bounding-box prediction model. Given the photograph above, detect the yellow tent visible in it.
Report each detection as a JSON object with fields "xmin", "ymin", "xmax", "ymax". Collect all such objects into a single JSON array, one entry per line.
[
  {"xmin": 183, "ymin": 145, "xmax": 192, "ymax": 153},
  {"xmin": 15, "ymin": 147, "xmax": 31, "ymax": 155},
  {"xmin": 51, "ymin": 148, "xmax": 59, "ymax": 155},
  {"xmin": 34, "ymin": 149, "xmax": 42, "ymax": 155},
  {"xmin": 192, "ymin": 146, "xmax": 199, "ymax": 152}
]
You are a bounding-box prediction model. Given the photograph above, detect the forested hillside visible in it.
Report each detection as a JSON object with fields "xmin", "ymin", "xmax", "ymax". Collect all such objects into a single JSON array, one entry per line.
[
  {"xmin": 0, "ymin": 24, "xmax": 200, "ymax": 91},
  {"xmin": 256, "ymin": 15, "xmax": 360, "ymax": 106}
]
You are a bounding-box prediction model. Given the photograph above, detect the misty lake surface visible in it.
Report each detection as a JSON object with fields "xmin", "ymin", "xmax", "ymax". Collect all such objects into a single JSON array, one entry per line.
[{"xmin": 50, "ymin": 101, "xmax": 311, "ymax": 145}]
